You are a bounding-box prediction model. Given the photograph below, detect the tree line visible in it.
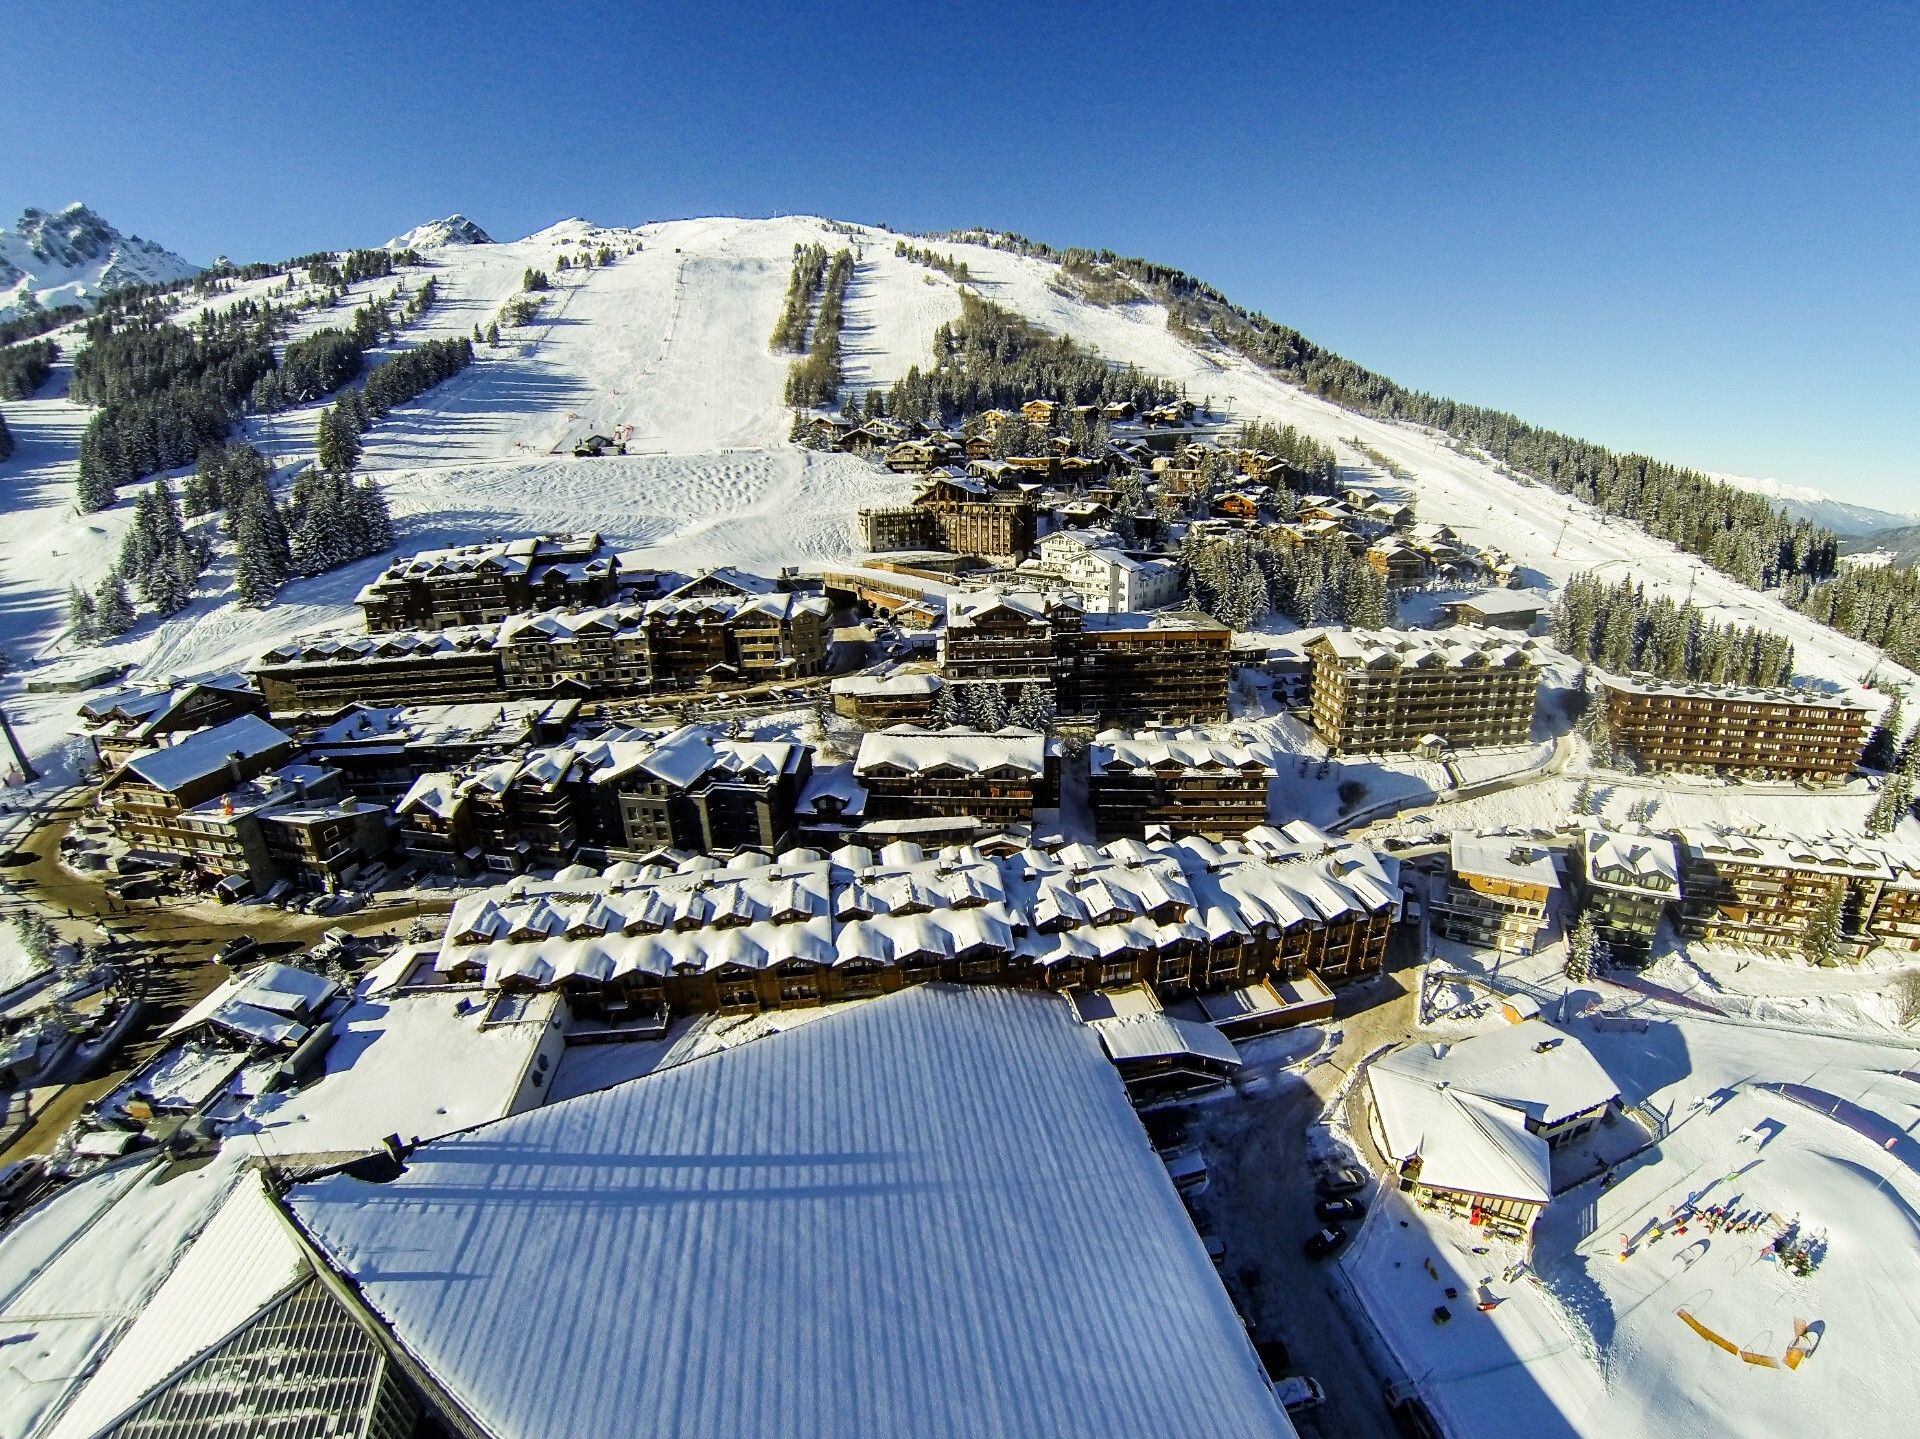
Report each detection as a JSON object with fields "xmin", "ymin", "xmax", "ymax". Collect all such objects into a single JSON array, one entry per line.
[
  {"xmin": 784, "ymin": 250, "xmax": 855, "ymax": 408},
  {"xmin": 71, "ymin": 310, "xmax": 277, "ymax": 511},
  {"xmin": 883, "ymin": 293, "xmax": 1179, "ymax": 427},
  {"xmin": 1182, "ymin": 530, "xmax": 1394, "ymax": 631},
  {"xmin": 1552, "ymin": 571, "xmax": 1795, "ymax": 687},
  {"xmin": 0, "ymin": 303, "xmax": 85, "ymax": 346},
  {"xmin": 0, "ymin": 338, "xmax": 58, "ymax": 399},
  {"xmin": 894, "ymin": 241, "xmax": 970, "ymax": 283},
  {"xmin": 772, "ymin": 243, "xmax": 832, "ymax": 352}
]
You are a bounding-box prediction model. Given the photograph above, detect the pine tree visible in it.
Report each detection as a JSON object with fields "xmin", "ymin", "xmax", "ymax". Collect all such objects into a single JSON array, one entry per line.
[
  {"xmin": 65, "ymin": 583, "xmax": 97, "ymax": 643},
  {"xmin": 1010, "ymin": 681, "xmax": 1056, "ymax": 732},
  {"xmin": 930, "ymin": 682, "xmax": 969, "ymax": 728},
  {"xmin": 75, "ymin": 450, "xmax": 118, "ymax": 513},
  {"xmin": 94, "ymin": 576, "xmax": 135, "ymax": 636},
  {"xmin": 1866, "ymin": 694, "xmax": 1907, "ymax": 771},
  {"xmin": 345, "ymin": 478, "xmax": 392, "ymax": 553},
  {"xmin": 1867, "ymin": 774, "xmax": 1913, "ymax": 835},
  {"xmin": 1802, "ymin": 884, "xmax": 1845, "ymax": 965},
  {"xmin": 1579, "ymin": 690, "xmax": 1615, "ymax": 766},
  {"xmin": 1565, "ymin": 910, "xmax": 1604, "ymax": 981},
  {"xmin": 486, "ymin": 322, "xmax": 500, "ymax": 346},
  {"xmin": 965, "ymin": 684, "xmax": 1010, "ymax": 730}
]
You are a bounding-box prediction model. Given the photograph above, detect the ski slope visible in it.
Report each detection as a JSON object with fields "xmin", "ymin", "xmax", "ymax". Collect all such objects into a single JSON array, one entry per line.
[{"xmin": 0, "ymin": 212, "xmax": 1907, "ymax": 785}]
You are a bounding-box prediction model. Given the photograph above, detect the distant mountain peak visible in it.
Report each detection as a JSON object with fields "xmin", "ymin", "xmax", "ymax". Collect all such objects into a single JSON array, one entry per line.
[
  {"xmin": 0, "ymin": 203, "xmax": 198, "ymax": 318},
  {"xmin": 1711, "ymin": 472, "xmax": 1920, "ymax": 539},
  {"xmin": 386, "ymin": 214, "xmax": 494, "ymax": 251}
]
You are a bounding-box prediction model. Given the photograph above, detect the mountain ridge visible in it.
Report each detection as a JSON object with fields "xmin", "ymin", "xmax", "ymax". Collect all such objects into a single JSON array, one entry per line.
[{"xmin": 0, "ymin": 202, "xmax": 200, "ymax": 318}]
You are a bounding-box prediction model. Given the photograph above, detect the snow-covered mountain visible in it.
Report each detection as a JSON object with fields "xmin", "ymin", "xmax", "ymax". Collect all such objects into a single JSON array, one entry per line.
[
  {"xmin": 0, "ymin": 203, "xmax": 200, "ymax": 317},
  {"xmin": 1711, "ymin": 472, "xmax": 1917, "ymax": 538},
  {"xmin": 386, "ymin": 214, "xmax": 494, "ymax": 251}
]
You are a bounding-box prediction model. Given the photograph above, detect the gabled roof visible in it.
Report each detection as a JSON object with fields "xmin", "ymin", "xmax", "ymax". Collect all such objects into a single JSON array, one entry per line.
[
  {"xmin": 117, "ymin": 714, "xmax": 294, "ymax": 794},
  {"xmin": 289, "ymin": 986, "xmax": 1294, "ymax": 1439}
]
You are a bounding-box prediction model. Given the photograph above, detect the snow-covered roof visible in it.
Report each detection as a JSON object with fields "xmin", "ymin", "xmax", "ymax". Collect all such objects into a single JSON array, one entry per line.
[
  {"xmin": 288, "ymin": 986, "xmax": 1294, "ymax": 1439},
  {"xmin": 1581, "ymin": 826, "xmax": 1681, "ymax": 896},
  {"xmin": 1370, "ymin": 1020, "xmax": 1620, "ymax": 1204},
  {"xmin": 1599, "ymin": 670, "xmax": 1872, "ymax": 711},
  {"xmin": 1370, "ymin": 1073, "xmax": 1553, "ymax": 1205},
  {"xmin": 1314, "ymin": 625, "xmax": 1537, "ymax": 672},
  {"xmin": 0, "ymin": 1151, "xmax": 261, "ymax": 1439},
  {"xmin": 162, "ymin": 962, "xmax": 340, "ymax": 1045},
  {"xmin": 854, "ymin": 725, "xmax": 1048, "ymax": 778},
  {"xmin": 1093, "ymin": 1010, "xmax": 1243, "ymax": 1067},
  {"xmin": 1450, "ymin": 832, "xmax": 1561, "ymax": 891},
  {"xmin": 431, "ymin": 827, "xmax": 1396, "ymax": 987},
  {"xmin": 116, "ymin": 714, "xmax": 293, "ymax": 794},
  {"xmin": 1675, "ymin": 825, "xmax": 1902, "ymax": 880},
  {"xmin": 366, "ymin": 532, "xmax": 604, "ymax": 584},
  {"xmin": 40, "ymin": 1170, "xmax": 308, "ymax": 1439},
  {"xmin": 1446, "ymin": 588, "xmax": 1550, "ymax": 617},
  {"xmin": 829, "ymin": 667, "xmax": 944, "ymax": 699},
  {"xmin": 232, "ymin": 987, "xmax": 561, "ymax": 1159},
  {"xmin": 946, "ymin": 588, "xmax": 1070, "ymax": 626},
  {"xmin": 1091, "ymin": 728, "xmax": 1276, "ymax": 776}
]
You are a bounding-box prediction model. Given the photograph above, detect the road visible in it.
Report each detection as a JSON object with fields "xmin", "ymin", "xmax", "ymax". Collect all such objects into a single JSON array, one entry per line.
[
  {"xmin": 1186, "ymin": 931, "xmax": 1425, "ymax": 1436},
  {"xmin": 0, "ymin": 792, "xmax": 453, "ymax": 1164}
]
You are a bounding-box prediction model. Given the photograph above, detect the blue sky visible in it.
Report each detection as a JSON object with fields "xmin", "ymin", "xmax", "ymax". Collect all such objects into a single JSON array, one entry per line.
[{"xmin": 4, "ymin": 1, "xmax": 1914, "ymax": 508}]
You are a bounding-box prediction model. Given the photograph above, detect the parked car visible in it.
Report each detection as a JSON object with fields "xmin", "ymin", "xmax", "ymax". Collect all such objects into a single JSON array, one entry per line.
[
  {"xmin": 1272, "ymin": 1376, "xmax": 1326, "ymax": 1413},
  {"xmin": 1318, "ymin": 1165, "xmax": 1368, "ymax": 1197},
  {"xmin": 1316, "ymin": 1196, "xmax": 1366, "ymax": 1223},
  {"xmin": 0, "ymin": 1155, "xmax": 47, "ymax": 1208},
  {"xmin": 1304, "ymin": 1225, "xmax": 1348, "ymax": 1260},
  {"xmin": 216, "ymin": 936, "xmax": 260, "ymax": 966}
]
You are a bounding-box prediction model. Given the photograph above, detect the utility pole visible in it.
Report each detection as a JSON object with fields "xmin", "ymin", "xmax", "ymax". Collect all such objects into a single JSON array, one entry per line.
[
  {"xmin": 1550, "ymin": 516, "xmax": 1570, "ymax": 558},
  {"xmin": 0, "ymin": 708, "xmax": 38, "ymax": 785}
]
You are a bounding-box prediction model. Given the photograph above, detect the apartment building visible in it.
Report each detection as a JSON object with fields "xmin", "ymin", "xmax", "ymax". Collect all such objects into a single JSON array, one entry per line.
[
  {"xmin": 858, "ymin": 476, "xmax": 1036, "ymax": 559},
  {"xmin": 356, "ymin": 533, "xmax": 622, "ymax": 631},
  {"xmin": 75, "ymin": 674, "xmax": 266, "ymax": 770},
  {"xmin": 1599, "ymin": 673, "xmax": 1871, "ymax": 781},
  {"xmin": 97, "ymin": 714, "xmax": 300, "ymax": 860},
  {"xmin": 1061, "ymin": 612, "xmax": 1231, "ymax": 724},
  {"xmin": 854, "ymin": 727, "xmax": 1059, "ymax": 827},
  {"xmin": 180, "ymin": 765, "xmax": 394, "ymax": 894},
  {"xmin": 1571, "ymin": 826, "xmax": 1680, "ymax": 963},
  {"xmin": 255, "ymin": 571, "xmax": 831, "ymax": 711},
  {"xmin": 1028, "ymin": 528, "xmax": 1185, "ymax": 613},
  {"xmin": 253, "ymin": 627, "xmax": 505, "ymax": 714},
  {"xmin": 829, "ymin": 666, "xmax": 945, "ymax": 723},
  {"xmin": 396, "ymin": 725, "xmax": 810, "ymax": 874},
  {"xmin": 1309, "ymin": 627, "xmax": 1539, "ymax": 754},
  {"xmin": 1088, "ymin": 731, "xmax": 1275, "ymax": 839},
  {"xmin": 1432, "ymin": 833, "xmax": 1560, "ymax": 955},
  {"xmin": 939, "ymin": 589, "xmax": 1231, "ymax": 724},
  {"xmin": 1673, "ymin": 827, "xmax": 1920, "ymax": 959},
  {"xmin": 940, "ymin": 591, "xmax": 1070, "ymax": 693},
  {"xmin": 431, "ymin": 821, "xmax": 1399, "ymax": 1019},
  {"xmin": 301, "ymin": 699, "xmax": 578, "ymax": 802}
]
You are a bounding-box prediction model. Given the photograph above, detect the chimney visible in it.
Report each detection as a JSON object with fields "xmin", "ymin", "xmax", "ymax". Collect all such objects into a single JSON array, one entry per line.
[{"xmin": 227, "ymin": 751, "xmax": 245, "ymax": 787}]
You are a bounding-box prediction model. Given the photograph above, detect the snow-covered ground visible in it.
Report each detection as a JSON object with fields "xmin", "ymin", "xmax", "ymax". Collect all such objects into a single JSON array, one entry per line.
[
  {"xmin": 1346, "ymin": 1014, "xmax": 1920, "ymax": 1439},
  {"xmin": 0, "ymin": 210, "xmax": 1908, "ymax": 790}
]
